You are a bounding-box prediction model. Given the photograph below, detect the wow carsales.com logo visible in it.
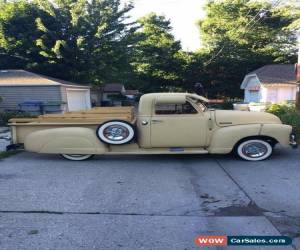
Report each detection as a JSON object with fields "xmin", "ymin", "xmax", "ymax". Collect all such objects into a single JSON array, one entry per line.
[
  {"xmin": 194, "ymin": 236, "xmax": 227, "ymax": 247},
  {"xmin": 194, "ymin": 235, "xmax": 292, "ymax": 247}
]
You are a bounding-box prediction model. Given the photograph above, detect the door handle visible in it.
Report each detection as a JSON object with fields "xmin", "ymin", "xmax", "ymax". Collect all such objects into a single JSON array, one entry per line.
[
  {"xmin": 152, "ymin": 119, "xmax": 163, "ymax": 123},
  {"xmin": 141, "ymin": 121, "xmax": 148, "ymax": 125}
]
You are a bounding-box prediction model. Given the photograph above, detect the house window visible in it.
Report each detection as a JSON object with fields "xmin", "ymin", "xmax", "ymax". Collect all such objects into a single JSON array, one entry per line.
[
  {"xmin": 155, "ymin": 102, "xmax": 198, "ymax": 115},
  {"xmin": 248, "ymin": 86, "xmax": 260, "ymax": 92}
]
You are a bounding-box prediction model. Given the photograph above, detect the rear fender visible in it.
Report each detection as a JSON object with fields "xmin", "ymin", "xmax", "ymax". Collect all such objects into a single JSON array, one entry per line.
[{"xmin": 24, "ymin": 127, "xmax": 108, "ymax": 154}]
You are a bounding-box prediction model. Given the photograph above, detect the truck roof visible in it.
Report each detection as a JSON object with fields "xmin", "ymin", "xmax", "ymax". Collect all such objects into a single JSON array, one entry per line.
[
  {"xmin": 139, "ymin": 92, "xmax": 209, "ymax": 115},
  {"xmin": 141, "ymin": 92, "xmax": 208, "ymax": 100}
]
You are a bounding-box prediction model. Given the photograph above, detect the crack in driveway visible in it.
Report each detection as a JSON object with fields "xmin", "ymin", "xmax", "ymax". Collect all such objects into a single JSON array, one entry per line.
[
  {"xmin": 213, "ymin": 157, "xmax": 297, "ymax": 247},
  {"xmin": 0, "ymin": 210, "xmax": 269, "ymax": 217}
]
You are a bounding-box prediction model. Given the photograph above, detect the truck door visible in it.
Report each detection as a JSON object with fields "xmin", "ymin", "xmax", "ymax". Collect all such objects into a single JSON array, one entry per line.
[{"xmin": 150, "ymin": 101, "xmax": 209, "ymax": 147}]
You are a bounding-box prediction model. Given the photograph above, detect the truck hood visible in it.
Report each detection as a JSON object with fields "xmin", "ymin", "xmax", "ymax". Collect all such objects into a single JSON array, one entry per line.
[{"xmin": 214, "ymin": 110, "xmax": 281, "ymax": 127}]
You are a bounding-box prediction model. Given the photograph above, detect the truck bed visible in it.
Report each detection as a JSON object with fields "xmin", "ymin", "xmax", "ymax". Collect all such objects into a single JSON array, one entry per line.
[
  {"xmin": 9, "ymin": 107, "xmax": 135, "ymax": 125},
  {"xmin": 9, "ymin": 107, "xmax": 135, "ymax": 144}
]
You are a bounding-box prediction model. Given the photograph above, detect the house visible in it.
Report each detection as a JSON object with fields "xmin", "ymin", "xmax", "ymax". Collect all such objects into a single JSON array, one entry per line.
[
  {"xmin": 91, "ymin": 83, "xmax": 139, "ymax": 106},
  {"xmin": 240, "ymin": 64, "xmax": 298, "ymax": 103},
  {"xmin": 0, "ymin": 70, "xmax": 91, "ymax": 113},
  {"xmin": 125, "ymin": 89, "xmax": 139, "ymax": 99},
  {"xmin": 102, "ymin": 83, "xmax": 126, "ymax": 102},
  {"xmin": 91, "ymin": 83, "xmax": 125, "ymax": 106}
]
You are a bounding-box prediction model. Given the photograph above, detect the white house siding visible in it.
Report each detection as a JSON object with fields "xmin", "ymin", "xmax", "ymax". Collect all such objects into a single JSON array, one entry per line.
[
  {"xmin": 277, "ymin": 86, "xmax": 297, "ymax": 102},
  {"xmin": 260, "ymin": 86, "xmax": 268, "ymax": 102},
  {"xmin": 0, "ymin": 86, "xmax": 61, "ymax": 111},
  {"xmin": 262, "ymin": 85, "xmax": 296, "ymax": 103}
]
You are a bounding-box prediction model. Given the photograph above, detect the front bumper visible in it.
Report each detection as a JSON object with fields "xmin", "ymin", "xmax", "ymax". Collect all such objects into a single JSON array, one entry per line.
[{"xmin": 289, "ymin": 132, "xmax": 298, "ymax": 148}]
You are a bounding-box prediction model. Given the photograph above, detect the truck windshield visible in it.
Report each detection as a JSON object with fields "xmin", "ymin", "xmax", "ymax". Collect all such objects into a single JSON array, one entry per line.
[
  {"xmin": 195, "ymin": 101, "xmax": 207, "ymax": 112},
  {"xmin": 188, "ymin": 97, "xmax": 207, "ymax": 112}
]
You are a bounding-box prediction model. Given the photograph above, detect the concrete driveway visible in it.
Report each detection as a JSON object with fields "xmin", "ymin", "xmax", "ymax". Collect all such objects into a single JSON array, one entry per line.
[{"xmin": 0, "ymin": 147, "xmax": 299, "ymax": 250}]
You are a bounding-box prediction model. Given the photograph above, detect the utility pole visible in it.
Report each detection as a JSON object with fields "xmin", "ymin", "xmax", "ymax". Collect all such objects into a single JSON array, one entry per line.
[{"xmin": 296, "ymin": 30, "xmax": 300, "ymax": 111}]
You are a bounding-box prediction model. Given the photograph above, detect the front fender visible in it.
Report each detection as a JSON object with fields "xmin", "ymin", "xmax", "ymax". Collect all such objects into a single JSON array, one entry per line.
[
  {"xmin": 260, "ymin": 124, "xmax": 292, "ymax": 146},
  {"xmin": 24, "ymin": 127, "xmax": 108, "ymax": 154},
  {"xmin": 208, "ymin": 124, "xmax": 261, "ymax": 154}
]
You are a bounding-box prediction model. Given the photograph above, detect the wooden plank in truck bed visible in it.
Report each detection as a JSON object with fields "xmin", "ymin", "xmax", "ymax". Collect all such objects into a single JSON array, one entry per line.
[
  {"xmin": 42, "ymin": 107, "xmax": 133, "ymax": 116},
  {"xmin": 9, "ymin": 107, "xmax": 135, "ymax": 125}
]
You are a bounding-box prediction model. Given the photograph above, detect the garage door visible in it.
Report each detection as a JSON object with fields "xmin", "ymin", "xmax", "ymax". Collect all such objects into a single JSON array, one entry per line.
[{"xmin": 66, "ymin": 89, "xmax": 91, "ymax": 111}]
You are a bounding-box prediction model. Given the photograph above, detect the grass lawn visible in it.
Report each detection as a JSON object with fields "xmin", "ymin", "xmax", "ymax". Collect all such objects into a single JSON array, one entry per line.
[{"xmin": 0, "ymin": 151, "xmax": 19, "ymax": 159}]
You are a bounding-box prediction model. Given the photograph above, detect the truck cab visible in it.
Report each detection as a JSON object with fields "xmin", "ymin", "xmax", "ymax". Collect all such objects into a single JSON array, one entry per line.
[{"xmin": 137, "ymin": 93, "xmax": 211, "ymax": 148}]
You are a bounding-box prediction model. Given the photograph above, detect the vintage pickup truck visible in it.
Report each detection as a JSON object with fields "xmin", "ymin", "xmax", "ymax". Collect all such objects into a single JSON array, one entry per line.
[{"xmin": 9, "ymin": 93, "xmax": 297, "ymax": 161}]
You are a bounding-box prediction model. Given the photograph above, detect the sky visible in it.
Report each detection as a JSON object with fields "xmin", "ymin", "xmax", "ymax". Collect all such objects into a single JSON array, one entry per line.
[{"xmin": 124, "ymin": 0, "xmax": 206, "ymax": 51}]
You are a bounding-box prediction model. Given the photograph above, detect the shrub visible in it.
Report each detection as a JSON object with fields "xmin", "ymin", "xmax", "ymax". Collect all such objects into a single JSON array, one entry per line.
[
  {"xmin": 0, "ymin": 111, "xmax": 35, "ymax": 126},
  {"xmin": 267, "ymin": 103, "xmax": 300, "ymax": 142},
  {"xmin": 280, "ymin": 111, "xmax": 300, "ymax": 141},
  {"xmin": 266, "ymin": 103, "xmax": 295, "ymax": 117}
]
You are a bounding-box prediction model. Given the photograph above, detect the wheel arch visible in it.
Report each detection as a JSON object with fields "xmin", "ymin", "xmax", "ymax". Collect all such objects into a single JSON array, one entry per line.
[
  {"xmin": 232, "ymin": 135, "xmax": 278, "ymax": 153},
  {"xmin": 208, "ymin": 124, "xmax": 262, "ymax": 154}
]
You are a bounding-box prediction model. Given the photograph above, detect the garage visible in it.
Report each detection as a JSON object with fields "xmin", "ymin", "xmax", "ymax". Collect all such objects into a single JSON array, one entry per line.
[
  {"xmin": 0, "ymin": 70, "xmax": 91, "ymax": 113},
  {"xmin": 66, "ymin": 89, "xmax": 91, "ymax": 111}
]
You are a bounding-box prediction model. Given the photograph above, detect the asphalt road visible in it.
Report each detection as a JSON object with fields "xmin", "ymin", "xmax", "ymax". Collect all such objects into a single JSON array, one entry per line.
[{"xmin": 0, "ymin": 147, "xmax": 299, "ymax": 250}]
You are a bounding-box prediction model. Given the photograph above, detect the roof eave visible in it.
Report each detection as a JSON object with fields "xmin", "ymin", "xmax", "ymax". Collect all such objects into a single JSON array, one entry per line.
[
  {"xmin": 0, "ymin": 83, "xmax": 61, "ymax": 87},
  {"xmin": 240, "ymin": 74, "xmax": 259, "ymax": 89},
  {"xmin": 61, "ymin": 84, "xmax": 91, "ymax": 88}
]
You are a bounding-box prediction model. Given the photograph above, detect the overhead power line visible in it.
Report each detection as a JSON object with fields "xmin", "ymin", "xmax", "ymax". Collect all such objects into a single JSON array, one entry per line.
[{"xmin": 205, "ymin": 0, "xmax": 282, "ymax": 65}]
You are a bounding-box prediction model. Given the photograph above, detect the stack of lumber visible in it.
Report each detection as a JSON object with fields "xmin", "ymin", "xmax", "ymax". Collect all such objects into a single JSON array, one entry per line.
[{"xmin": 9, "ymin": 107, "xmax": 135, "ymax": 124}]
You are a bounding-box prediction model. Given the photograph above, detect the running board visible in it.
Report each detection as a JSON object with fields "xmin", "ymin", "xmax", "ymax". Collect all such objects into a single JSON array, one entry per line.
[{"xmin": 107, "ymin": 146, "xmax": 208, "ymax": 155}]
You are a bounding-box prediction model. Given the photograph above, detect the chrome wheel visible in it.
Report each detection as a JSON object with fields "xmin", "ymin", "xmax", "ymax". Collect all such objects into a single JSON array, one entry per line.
[
  {"xmin": 236, "ymin": 139, "xmax": 273, "ymax": 161},
  {"xmin": 242, "ymin": 142, "xmax": 268, "ymax": 158},
  {"xmin": 61, "ymin": 154, "xmax": 93, "ymax": 161},
  {"xmin": 103, "ymin": 125, "xmax": 129, "ymax": 141},
  {"xmin": 97, "ymin": 121, "xmax": 135, "ymax": 145}
]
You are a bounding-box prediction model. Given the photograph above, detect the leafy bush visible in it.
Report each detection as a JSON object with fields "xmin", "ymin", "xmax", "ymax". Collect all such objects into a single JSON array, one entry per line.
[
  {"xmin": 0, "ymin": 111, "xmax": 35, "ymax": 126},
  {"xmin": 266, "ymin": 103, "xmax": 300, "ymax": 142},
  {"xmin": 266, "ymin": 103, "xmax": 295, "ymax": 117}
]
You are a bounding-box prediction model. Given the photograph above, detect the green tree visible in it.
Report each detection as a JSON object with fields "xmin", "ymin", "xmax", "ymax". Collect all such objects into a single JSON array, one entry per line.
[
  {"xmin": 130, "ymin": 13, "xmax": 185, "ymax": 92},
  {"xmin": 34, "ymin": 0, "xmax": 137, "ymax": 84},
  {"xmin": 0, "ymin": 0, "xmax": 137, "ymax": 85},
  {"xmin": 0, "ymin": 1, "xmax": 49, "ymax": 69},
  {"xmin": 198, "ymin": 0, "xmax": 300, "ymax": 98}
]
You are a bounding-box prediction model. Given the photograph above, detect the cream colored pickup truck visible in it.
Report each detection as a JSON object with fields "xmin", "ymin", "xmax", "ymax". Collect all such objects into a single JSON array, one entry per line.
[{"xmin": 9, "ymin": 93, "xmax": 297, "ymax": 161}]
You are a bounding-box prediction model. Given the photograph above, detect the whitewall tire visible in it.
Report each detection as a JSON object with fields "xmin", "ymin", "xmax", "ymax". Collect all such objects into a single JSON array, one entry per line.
[
  {"xmin": 61, "ymin": 154, "xmax": 93, "ymax": 161},
  {"xmin": 236, "ymin": 139, "xmax": 273, "ymax": 161},
  {"xmin": 97, "ymin": 121, "xmax": 135, "ymax": 145}
]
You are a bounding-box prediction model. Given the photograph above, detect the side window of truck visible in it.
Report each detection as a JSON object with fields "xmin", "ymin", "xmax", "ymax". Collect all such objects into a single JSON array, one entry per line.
[{"xmin": 155, "ymin": 102, "xmax": 198, "ymax": 115}]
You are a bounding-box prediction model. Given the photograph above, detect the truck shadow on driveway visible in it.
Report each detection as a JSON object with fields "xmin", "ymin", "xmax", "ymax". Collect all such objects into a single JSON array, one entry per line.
[{"xmin": 15, "ymin": 144, "xmax": 297, "ymax": 164}]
